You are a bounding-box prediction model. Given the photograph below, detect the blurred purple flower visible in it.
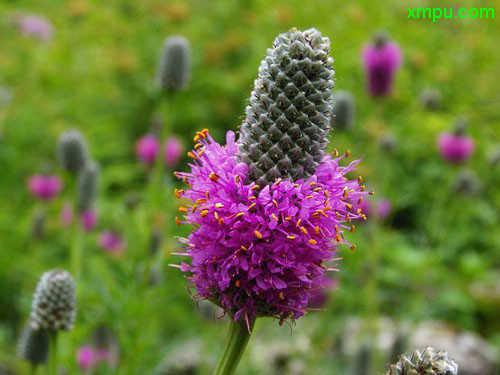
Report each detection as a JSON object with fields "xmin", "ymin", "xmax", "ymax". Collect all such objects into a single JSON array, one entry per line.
[
  {"xmin": 77, "ymin": 346, "xmax": 96, "ymax": 371},
  {"xmin": 28, "ymin": 175, "xmax": 62, "ymax": 201},
  {"xmin": 437, "ymin": 132, "xmax": 475, "ymax": 164},
  {"xmin": 172, "ymin": 131, "xmax": 367, "ymax": 325},
  {"xmin": 358, "ymin": 198, "xmax": 373, "ymax": 218},
  {"xmin": 60, "ymin": 201, "xmax": 73, "ymax": 227},
  {"xmin": 362, "ymin": 35, "xmax": 402, "ymax": 96},
  {"xmin": 98, "ymin": 230, "xmax": 125, "ymax": 253},
  {"xmin": 164, "ymin": 136, "xmax": 183, "ymax": 168},
  {"xmin": 376, "ymin": 199, "xmax": 392, "ymax": 220},
  {"xmin": 80, "ymin": 209, "xmax": 97, "ymax": 232},
  {"xmin": 135, "ymin": 134, "xmax": 160, "ymax": 166},
  {"xmin": 17, "ymin": 15, "xmax": 54, "ymax": 41}
]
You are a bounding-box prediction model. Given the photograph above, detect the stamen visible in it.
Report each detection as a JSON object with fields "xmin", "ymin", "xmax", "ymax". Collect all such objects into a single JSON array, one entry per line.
[
  {"xmin": 286, "ymin": 235, "xmax": 296, "ymax": 240},
  {"xmin": 174, "ymin": 189, "xmax": 184, "ymax": 198},
  {"xmin": 175, "ymin": 217, "xmax": 181, "ymax": 225},
  {"xmin": 178, "ymin": 207, "xmax": 188, "ymax": 213},
  {"xmin": 200, "ymin": 210, "xmax": 209, "ymax": 217},
  {"xmin": 215, "ymin": 203, "xmax": 224, "ymax": 208},
  {"xmin": 300, "ymin": 226, "xmax": 308, "ymax": 235},
  {"xmin": 209, "ymin": 172, "xmax": 219, "ymax": 182},
  {"xmin": 187, "ymin": 151, "xmax": 197, "ymax": 159},
  {"xmin": 308, "ymin": 239, "xmax": 317, "ymax": 245},
  {"xmin": 272, "ymin": 213, "xmax": 278, "ymax": 221},
  {"xmin": 254, "ymin": 230, "xmax": 263, "ymax": 239}
]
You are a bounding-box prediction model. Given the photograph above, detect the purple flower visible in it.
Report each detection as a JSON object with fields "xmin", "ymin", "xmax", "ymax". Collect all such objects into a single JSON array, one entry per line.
[
  {"xmin": 28, "ymin": 175, "xmax": 62, "ymax": 201},
  {"xmin": 135, "ymin": 134, "xmax": 160, "ymax": 166},
  {"xmin": 98, "ymin": 230, "xmax": 125, "ymax": 253},
  {"xmin": 80, "ymin": 209, "xmax": 97, "ymax": 232},
  {"xmin": 164, "ymin": 136, "xmax": 183, "ymax": 168},
  {"xmin": 77, "ymin": 346, "xmax": 96, "ymax": 371},
  {"xmin": 376, "ymin": 199, "xmax": 392, "ymax": 220},
  {"xmin": 362, "ymin": 35, "xmax": 402, "ymax": 97},
  {"xmin": 358, "ymin": 198, "xmax": 373, "ymax": 218},
  {"xmin": 17, "ymin": 15, "xmax": 54, "ymax": 41},
  {"xmin": 60, "ymin": 201, "xmax": 73, "ymax": 227},
  {"xmin": 437, "ymin": 132, "xmax": 475, "ymax": 163},
  {"xmin": 172, "ymin": 130, "xmax": 367, "ymax": 325}
]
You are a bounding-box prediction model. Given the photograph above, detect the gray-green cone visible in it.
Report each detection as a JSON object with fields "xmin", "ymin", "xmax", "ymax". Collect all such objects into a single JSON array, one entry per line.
[
  {"xmin": 237, "ymin": 28, "xmax": 335, "ymax": 186},
  {"xmin": 18, "ymin": 323, "xmax": 49, "ymax": 366},
  {"xmin": 30, "ymin": 270, "xmax": 76, "ymax": 331},
  {"xmin": 77, "ymin": 161, "xmax": 99, "ymax": 213},
  {"xmin": 57, "ymin": 130, "xmax": 89, "ymax": 174},
  {"xmin": 331, "ymin": 90, "xmax": 355, "ymax": 131},
  {"xmin": 156, "ymin": 36, "xmax": 191, "ymax": 91},
  {"xmin": 386, "ymin": 347, "xmax": 458, "ymax": 375}
]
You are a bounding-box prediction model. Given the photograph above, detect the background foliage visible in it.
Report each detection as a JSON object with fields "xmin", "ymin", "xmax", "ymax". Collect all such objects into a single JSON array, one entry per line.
[{"xmin": 0, "ymin": 0, "xmax": 499, "ymax": 373}]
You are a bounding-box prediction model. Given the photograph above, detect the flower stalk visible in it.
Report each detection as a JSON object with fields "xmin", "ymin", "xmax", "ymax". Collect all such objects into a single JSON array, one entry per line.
[
  {"xmin": 48, "ymin": 331, "xmax": 57, "ymax": 375},
  {"xmin": 214, "ymin": 319, "xmax": 255, "ymax": 375}
]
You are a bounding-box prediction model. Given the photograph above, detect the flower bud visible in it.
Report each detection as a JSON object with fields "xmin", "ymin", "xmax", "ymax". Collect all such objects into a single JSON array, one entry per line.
[
  {"xmin": 30, "ymin": 270, "xmax": 76, "ymax": 331},
  {"xmin": 57, "ymin": 130, "xmax": 89, "ymax": 174},
  {"xmin": 156, "ymin": 36, "xmax": 191, "ymax": 91},
  {"xmin": 386, "ymin": 347, "xmax": 458, "ymax": 375},
  {"xmin": 331, "ymin": 91, "xmax": 355, "ymax": 131},
  {"xmin": 237, "ymin": 28, "xmax": 334, "ymax": 186},
  {"xmin": 77, "ymin": 161, "xmax": 99, "ymax": 213},
  {"xmin": 18, "ymin": 323, "xmax": 49, "ymax": 366}
]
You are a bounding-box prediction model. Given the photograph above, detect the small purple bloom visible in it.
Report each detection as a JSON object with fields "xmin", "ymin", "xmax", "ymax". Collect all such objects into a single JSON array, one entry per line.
[
  {"xmin": 172, "ymin": 130, "xmax": 367, "ymax": 324},
  {"xmin": 98, "ymin": 230, "xmax": 125, "ymax": 253},
  {"xmin": 60, "ymin": 202, "xmax": 73, "ymax": 227},
  {"xmin": 437, "ymin": 132, "xmax": 475, "ymax": 164},
  {"xmin": 80, "ymin": 209, "xmax": 97, "ymax": 232},
  {"xmin": 358, "ymin": 198, "xmax": 373, "ymax": 218},
  {"xmin": 17, "ymin": 15, "xmax": 54, "ymax": 41},
  {"xmin": 135, "ymin": 134, "xmax": 160, "ymax": 166},
  {"xmin": 164, "ymin": 136, "xmax": 183, "ymax": 168},
  {"xmin": 28, "ymin": 175, "xmax": 62, "ymax": 201},
  {"xmin": 376, "ymin": 199, "xmax": 392, "ymax": 220},
  {"xmin": 77, "ymin": 346, "xmax": 96, "ymax": 371},
  {"xmin": 362, "ymin": 35, "xmax": 402, "ymax": 97}
]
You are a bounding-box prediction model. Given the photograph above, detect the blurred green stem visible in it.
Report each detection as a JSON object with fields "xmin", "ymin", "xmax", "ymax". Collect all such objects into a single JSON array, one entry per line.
[
  {"xmin": 48, "ymin": 331, "xmax": 57, "ymax": 375},
  {"xmin": 70, "ymin": 221, "xmax": 84, "ymax": 283},
  {"xmin": 214, "ymin": 319, "xmax": 255, "ymax": 375}
]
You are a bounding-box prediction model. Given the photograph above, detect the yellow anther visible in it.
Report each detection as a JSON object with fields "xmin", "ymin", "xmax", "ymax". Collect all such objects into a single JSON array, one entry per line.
[
  {"xmin": 331, "ymin": 149, "xmax": 339, "ymax": 156},
  {"xmin": 200, "ymin": 210, "xmax": 209, "ymax": 217},
  {"xmin": 178, "ymin": 207, "xmax": 188, "ymax": 213},
  {"xmin": 274, "ymin": 178, "xmax": 282, "ymax": 186},
  {"xmin": 286, "ymin": 235, "xmax": 296, "ymax": 240},
  {"xmin": 175, "ymin": 217, "xmax": 181, "ymax": 225},
  {"xmin": 235, "ymin": 175, "xmax": 240, "ymax": 183},
  {"xmin": 209, "ymin": 172, "xmax": 219, "ymax": 182},
  {"xmin": 306, "ymin": 195, "xmax": 313, "ymax": 199},
  {"xmin": 272, "ymin": 213, "xmax": 278, "ymax": 221},
  {"xmin": 308, "ymin": 239, "xmax": 317, "ymax": 245},
  {"xmin": 214, "ymin": 212, "xmax": 219, "ymax": 219},
  {"xmin": 251, "ymin": 185, "xmax": 260, "ymax": 191},
  {"xmin": 240, "ymin": 245, "xmax": 248, "ymax": 251},
  {"xmin": 174, "ymin": 189, "xmax": 184, "ymax": 199},
  {"xmin": 249, "ymin": 196, "xmax": 256, "ymax": 200},
  {"xmin": 191, "ymin": 205, "xmax": 198, "ymax": 213},
  {"xmin": 350, "ymin": 225, "xmax": 355, "ymax": 232},
  {"xmin": 296, "ymin": 219, "xmax": 302, "ymax": 226},
  {"xmin": 248, "ymin": 203, "xmax": 256, "ymax": 211},
  {"xmin": 218, "ymin": 218, "xmax": 224, "ymax": 225},
  {"xmin": 310, "ymin": 181, "xmax": 316, "ymax": 186},
  {"xmin": 235, "ymin": 212, "xmax": 244, "ymax": 218},
  {"xmin": 314, "ymin": 187, "xmax": 322, "ymax": 192},
  {"xmin": 335, "ymin": 233, "xmax": 342, "ymax": 242},
  {"xmin": 254, "ymin": 230, "xmax": 263, "ymax": 239},
  {"xmin": 357, "ymin": 176, "xmax": 363, "ymax": 183},
  {"xmin": 345, "ymin": 149, "xmax": 351, "ymax": 157},
  {"xmin": 215, "ymin": 203, "xmax": 224, "ymax": 208},
  {"xmin": 196, "ymin": 198, "xmax": 207, "ymax": 204},
  {"xmin": 300, "ymin": 226, "xmax": 308, "ymax": 235},
  {"xmin": 279, "ymin": 292, "xmax": 285, "ymax": 300},
  {"xmin": 350, "ymin": 244, "xmax": 357, "ymax": 250},
  {"xmin": 314, "ymin": 226, "xmax": 320, "ymax": 235},
  {"xmin": 272, "ymin": 199, "xmax": 278, "ymax": 207},
  {"xmin": 187, "ymin": 151, "xmax": 197, "ymax": 159}
]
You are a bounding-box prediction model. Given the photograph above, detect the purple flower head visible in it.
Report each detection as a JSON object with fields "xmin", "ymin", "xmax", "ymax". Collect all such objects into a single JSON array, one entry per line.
[
  {"xmin": 437, "ymin": 132, "xmax": 475, "ymax": 164},
  {"xmin": 376, "ymin": 199, "xmax": 392, "ymax": 220},
  {"xmin": 17, "ymin": 15, "xmax": 54, "ymax": 41},
  {"xmin": 77, "ymin": 346, "xmax": 96, "ymax": 371},
  {"xmin": 172, "ymin": 130, "xmax": 367, "ymax": 325},
  {"xmin": 60, "ymin": 201, "xmax": 73, "ymax": 227},
  {"xmin": 135, "ymin": 134, "xmax": 160, "ymax": 166},
  {"xmin": 98, "ymin": 230, "xmax": 125, "ymax": 254},
  {"xmin": 28, "ymin": 174, "xmax": 62, "ymax": 201},
  {"xmin": 164, "ymin": 136, "xmax": 183, "ymax": 168},
  {"xmin": 362, "ymin": 34, "xmax": 402, "ymax": 97},
  {"xmin": 80, "ymin": 209, "xmax": 97, "ymax": 232}
]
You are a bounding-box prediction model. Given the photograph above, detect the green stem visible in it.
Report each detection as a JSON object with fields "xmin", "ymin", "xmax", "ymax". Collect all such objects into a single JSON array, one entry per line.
[
  {"xmin": 48, "ymin": 331, "xmax": 58, "ymax": 375},
  {"xmin": 70, "ymin": 222, "xmax": 84, "ymax": 283},
  {"xmin": 30, "ymin": 364, "xmax": 37, "ymax": 375},
  {"xmin": 214, "ymin": 319, "xmax": 255, "ymax": 375}
]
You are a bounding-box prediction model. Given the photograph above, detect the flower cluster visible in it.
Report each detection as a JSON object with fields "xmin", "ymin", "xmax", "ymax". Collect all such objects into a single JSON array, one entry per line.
[{"xmin": 172, "ymin": 130, "xmax": 367, "ymax": 325}]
